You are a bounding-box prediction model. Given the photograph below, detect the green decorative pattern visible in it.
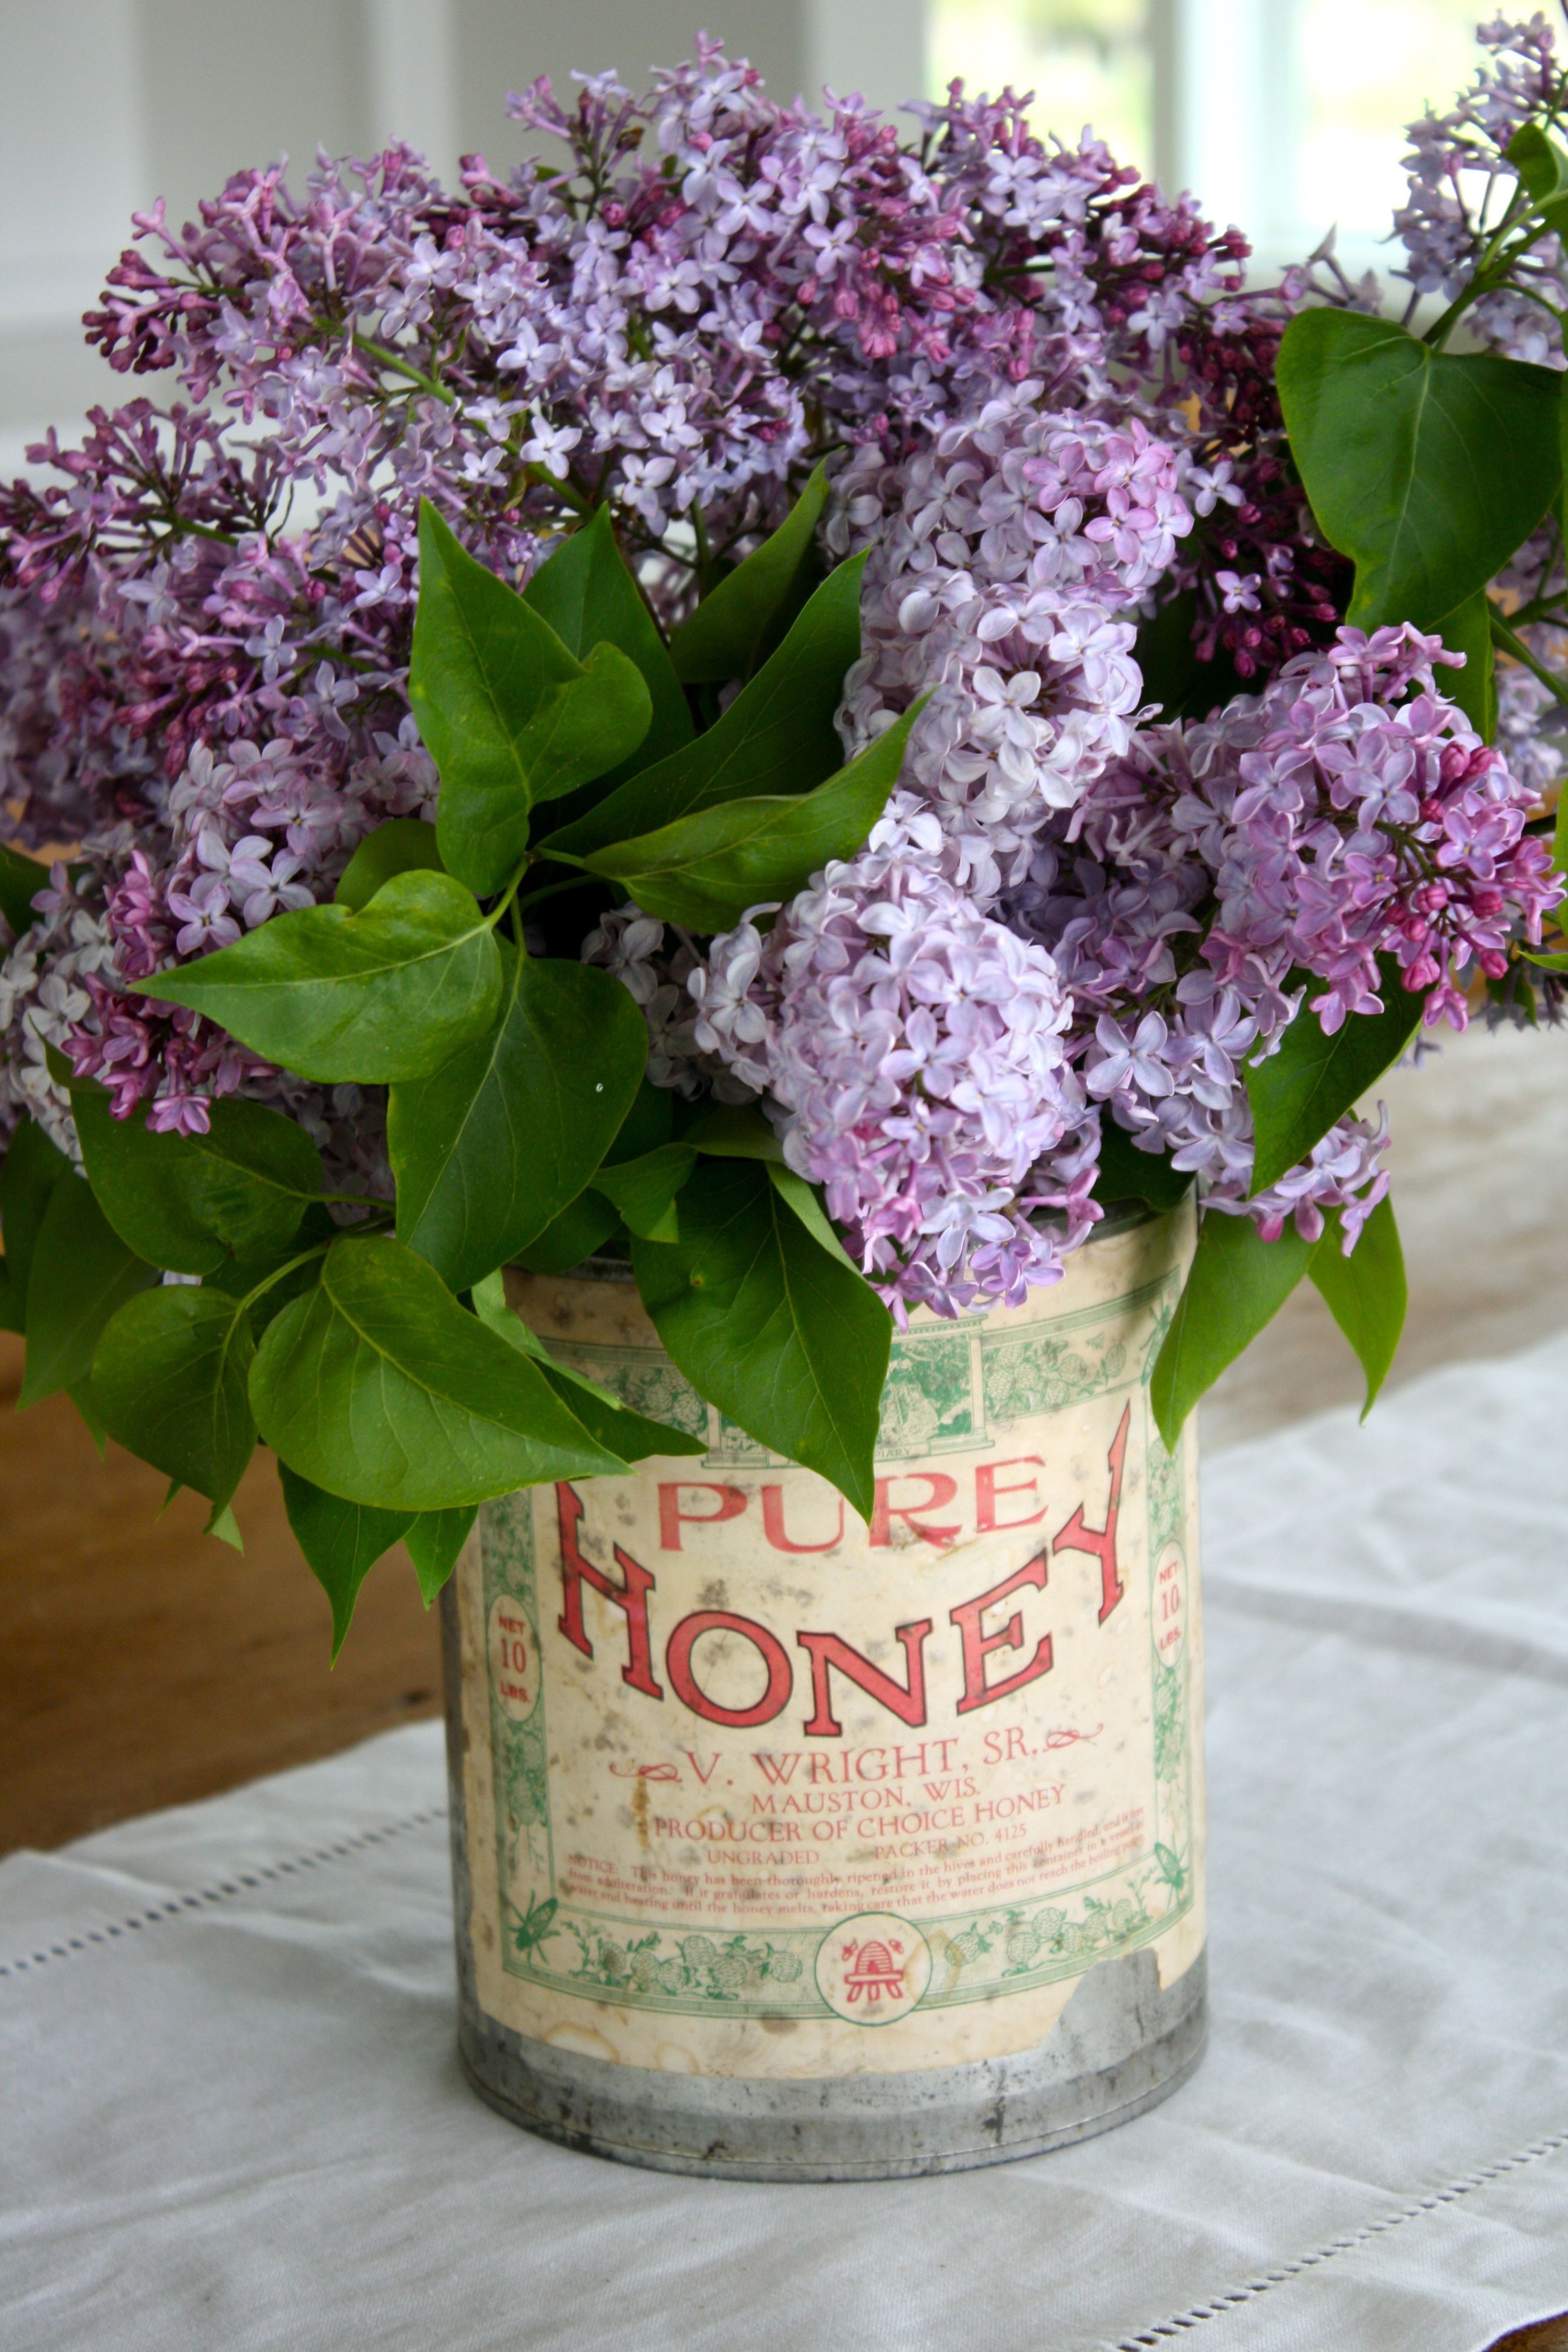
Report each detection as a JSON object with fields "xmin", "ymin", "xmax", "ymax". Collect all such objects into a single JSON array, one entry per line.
[
  {"xmin": 558, "ymin": 1926, "xmax": 806, "ymax": 2001},
  {"xmin": 536, "ymin": 1339, "xmax": 709, "ymax": 1440},
  {"xmin": 705, "ymin": 1413, "xmax": 783, "ymax": 1467},
  {"xmin": 981, "ymin": 1273, "xmax": 1166, "ymax": 1427},
  {"xmin": 1146, "ymin": 1429, "xmax": 1184, "ymax": 1555},
  {"xmin": 543, "ymin": 1270, "xmax": 1178, "ymax": 1465},
  {"xmin": 1154, "ymin": 1657, "xmax": 1186, "ymax": 1786},
  {"xmin": 934, "ymin": 1869, "xmax": 1181, "ymax": 1979},
  {"xmin": 483, "ymin": 1493, "xmax": 550, "ymax": 1839},
  {"xmin": 877, "ymin": 1325, "xmax": 978, "ymax": 1459}
]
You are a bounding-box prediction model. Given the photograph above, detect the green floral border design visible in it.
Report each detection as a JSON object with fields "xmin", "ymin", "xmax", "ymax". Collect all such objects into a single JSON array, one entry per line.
[{"xmin": 537, "ymin": 1272, "xmax": 1171, "ymax": 1469}]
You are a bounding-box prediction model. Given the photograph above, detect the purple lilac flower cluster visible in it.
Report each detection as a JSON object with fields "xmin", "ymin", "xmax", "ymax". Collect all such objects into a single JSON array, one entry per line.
[
  {"xmin": 0, "ymin": 44, "xmax": 1301, "ymax": 1175},
  {"xmin": 1044, "ymin": 628, "xmax": 1556, "ymax": 1221},
  {"xmin": 690, "ymin": 796, "xmax": 1099, "ymax": 1315},
  {"xmin": 1395, "ymin": 11, "xmax": 1564, "ymax": 362},
  {"xmin": 833, "ymin": 393, "xmax": 1197, "ymax": 890},
  {"xmin": 2, "ymin": 35, "xmax": 1563, "ymax": 1321},
  {"xmin": 691, "ymin": 536, "xmax": 1558, "ymax": 1319}
]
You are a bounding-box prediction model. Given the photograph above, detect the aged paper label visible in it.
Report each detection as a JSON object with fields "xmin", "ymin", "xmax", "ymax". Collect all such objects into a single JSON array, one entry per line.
[{"xmin": 455, "ymin": 1206, "xmax": 1204, "ymax": 2079}]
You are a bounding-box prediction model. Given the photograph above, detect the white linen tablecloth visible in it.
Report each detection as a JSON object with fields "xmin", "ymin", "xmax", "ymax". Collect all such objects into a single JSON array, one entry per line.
[{"xmin": 6, "ymin": 1336, "xmax": 1568, "ymax": 2352}]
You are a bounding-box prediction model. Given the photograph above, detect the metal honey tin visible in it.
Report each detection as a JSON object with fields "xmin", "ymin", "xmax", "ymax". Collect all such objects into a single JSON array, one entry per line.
[{"xmin": 440, "ymin": 1199, "xmax": 1206, "ymax": 2178}]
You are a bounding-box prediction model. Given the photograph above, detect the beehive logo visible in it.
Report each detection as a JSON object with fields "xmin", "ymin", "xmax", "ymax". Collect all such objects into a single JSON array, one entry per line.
[{"xmin": 815, "ymin": 1912, "xmax": 932, "ymax": 2024}]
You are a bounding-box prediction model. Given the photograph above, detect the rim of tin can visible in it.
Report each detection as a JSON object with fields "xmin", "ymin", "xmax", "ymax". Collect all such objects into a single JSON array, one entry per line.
[{"xmin": 538, "ymin": 1192, "xmax": 1164, "ymax": 1285}]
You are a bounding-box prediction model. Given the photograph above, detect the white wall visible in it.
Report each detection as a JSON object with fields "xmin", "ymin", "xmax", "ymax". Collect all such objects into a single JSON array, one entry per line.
[{"xmin": 0, "ymin": 0, "xmax": 930, "ymax": 471}]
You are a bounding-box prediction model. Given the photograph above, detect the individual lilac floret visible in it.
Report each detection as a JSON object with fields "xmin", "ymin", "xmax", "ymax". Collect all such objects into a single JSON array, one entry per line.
[
  {"xmin": 690, "ymin": 797, "xmax": 1099, "ymax": 1321},
  {"xmin": 581, "ymin": 903, "xmax": 756, "ymax": 1102}
]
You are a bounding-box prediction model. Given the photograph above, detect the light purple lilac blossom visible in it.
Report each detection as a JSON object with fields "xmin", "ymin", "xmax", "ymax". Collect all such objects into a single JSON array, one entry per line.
[
  {"xmin": 691, "ymin": 610, "xmax": 1557, "ymax": 1310},
  {"xmin": 830, "ymin": 393, "xmax": 1198, "ymax": 895},
  {"xmin": 1032, "ymin": 626, "xmax": 1557, "ymax": 1234},
  {"xmin": 690, "ymin": 797, "xmax": 1099, "ymax": 1319}
]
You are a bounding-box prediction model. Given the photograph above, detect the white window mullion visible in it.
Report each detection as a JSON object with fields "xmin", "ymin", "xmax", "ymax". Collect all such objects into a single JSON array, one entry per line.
[
  {"xmin": 365, "ymin": 0, "xmax": 459, "ymax": 181},
  {"xmin": 802, "ymin": 0, "xmax": 931, "ymax": 123},
  {"xmin": 1151, "ymin": 0, "xmax": 1296, "ymax": 239}
]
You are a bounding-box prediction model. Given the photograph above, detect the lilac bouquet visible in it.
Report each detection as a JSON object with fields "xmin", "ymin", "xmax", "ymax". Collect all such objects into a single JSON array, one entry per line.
[{"xmin": 1, "ymin": 26, "xmax": 1564, "ymax": 1637}]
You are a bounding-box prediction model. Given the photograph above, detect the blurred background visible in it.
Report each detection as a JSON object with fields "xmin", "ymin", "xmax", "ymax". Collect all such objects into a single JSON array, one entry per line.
[
  {"xmin": 5, "ymin": 0, "xmax": 1567, "ymax": 1854},
  {"xmin": 0, "ymin": 0, "xmax": 1510, "ymax": 477},
  {"xmin": 2, "ymin": 0, "xmax": 927, "ymax": 479}
]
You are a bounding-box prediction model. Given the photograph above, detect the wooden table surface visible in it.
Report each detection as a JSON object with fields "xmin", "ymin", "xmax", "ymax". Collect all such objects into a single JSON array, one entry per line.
[{"xmin": 0, "ymin": 1330, "xmax": 441, "ymax": 1854}]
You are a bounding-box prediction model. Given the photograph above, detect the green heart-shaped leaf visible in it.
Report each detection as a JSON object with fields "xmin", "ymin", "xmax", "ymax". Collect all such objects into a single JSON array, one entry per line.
[
  {"xmin": 388, "ymin": 944, "xmax": 647, "ymax": 1292},
  {"xmin": 68, "ymin": 1379, "xmax": 108, "ymax": 1455},
  {"xmin": 278, "ymin": 1463, "xmax": 415, "ymax": 1658},
  {"xmin": 18, "ymin": 1171, "xmax": 158, "ymax": 1406},
  {"xmin": 587, "ymin": 1143, "xmax": 697, "ymax": 1243},
  {"xmin": 132, "ymin": 869, "xmax": 503, "ymax": 1085},
  {"xmin": 523, "ymin": 505, "xmax": 692, "ymax": 782},
  {"xmin": 508, "ymin": 1079, "xmax": 679, "ymax": 1273},
  {"xmin": 403, "ymin": 1506, "xmax": 479, "ymax": 1605},
  {"xmin": 472, "ymin": 1272, "xmax": 705, "ymax": 1463},
  {"xmin": 1151, "ymin": 1210, "xmax": 1317, "ymax": 1448},
  {"xmin": 631, "ymin": 1157, "xmax": 891, "ymax": 1519},
  {"xmin": 411, "ymin": 500, "xmax": 652, "ymax": 895},
  {"xmin": 668, "ymin": 465, "xmax": 830, "ymax": 684},
  {"xmin": 71, "ymin": 1085, "xmax": 322, "ymax": 1275},
  {"xmin": 1308, "ymin": 1195, "xmax": 1406, "ymax": 1416},
  {"xmin": 512, "ymin": 1191, "xmax": 622, "ymax": 1275},
  {"xmin": 334, "ymin": 818, "xmax": 446, "ymax": 912},
  {"xmin": 1093, "ymin": 1120, "xmax": 1194, "ymax": 1212},
  {"xmin": 763, "ymin": 1162, "xmax": 860, "ymax": 1269},
  {"xmin": 202, "ymin": 1206, "xmax": 341, "ymax": 1336},
  {"xmin": 1429, "ymin": 587, "xmax": 1496, "ymax": 742},
  {"xmin": 543, "ymin": 554, "xmax": 867, "ymax": 861},
  {"xmin": 1277, "ymin": 308, "xmax": 1562, "ymax": 633},
  {"xmin": 585, "ymin": 693, "xmax": 926, "ymax": 931},
  {"xmin": 0, "ymin": 1114, "xmax": 72, "ymax": 1325},
  {"xmin": 1507, "ymin": 122, "xmax": 1568, "ymax": 229},
  {"xmin": 249, "ymin": 1233, "xmax": 627, "ymax": 1509},
  {"xmin": 92, "ymin": 1285, "xmax": 257, "ymax": 1508},
  {"xmin": 1245, "ymin": 957, "xmax": 1422, "ymax": 1195},
  {"xmin": 683, "ymin": 1102, "xmax": 786, "ymax": 1163}
]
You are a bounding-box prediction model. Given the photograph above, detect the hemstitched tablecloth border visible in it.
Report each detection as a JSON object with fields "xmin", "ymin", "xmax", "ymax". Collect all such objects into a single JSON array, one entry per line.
[
  {"xmin": 0, "ymin": 1802, "xmax": 448, "ymax": 1981},
  {"xmin": 5, "ymin": 1789, "xmax": 1564, "ymax": 2351},
  {"xmin": 1111, "ymin": 2135, "xmax": 1568, "ymax": 2347}
]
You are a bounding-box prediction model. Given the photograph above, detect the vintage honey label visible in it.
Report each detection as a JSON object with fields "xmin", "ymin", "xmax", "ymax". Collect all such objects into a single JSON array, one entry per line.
[{"xmin": 454, "ymin": 1204, "xmax": 1204, "ymax": 2079}]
